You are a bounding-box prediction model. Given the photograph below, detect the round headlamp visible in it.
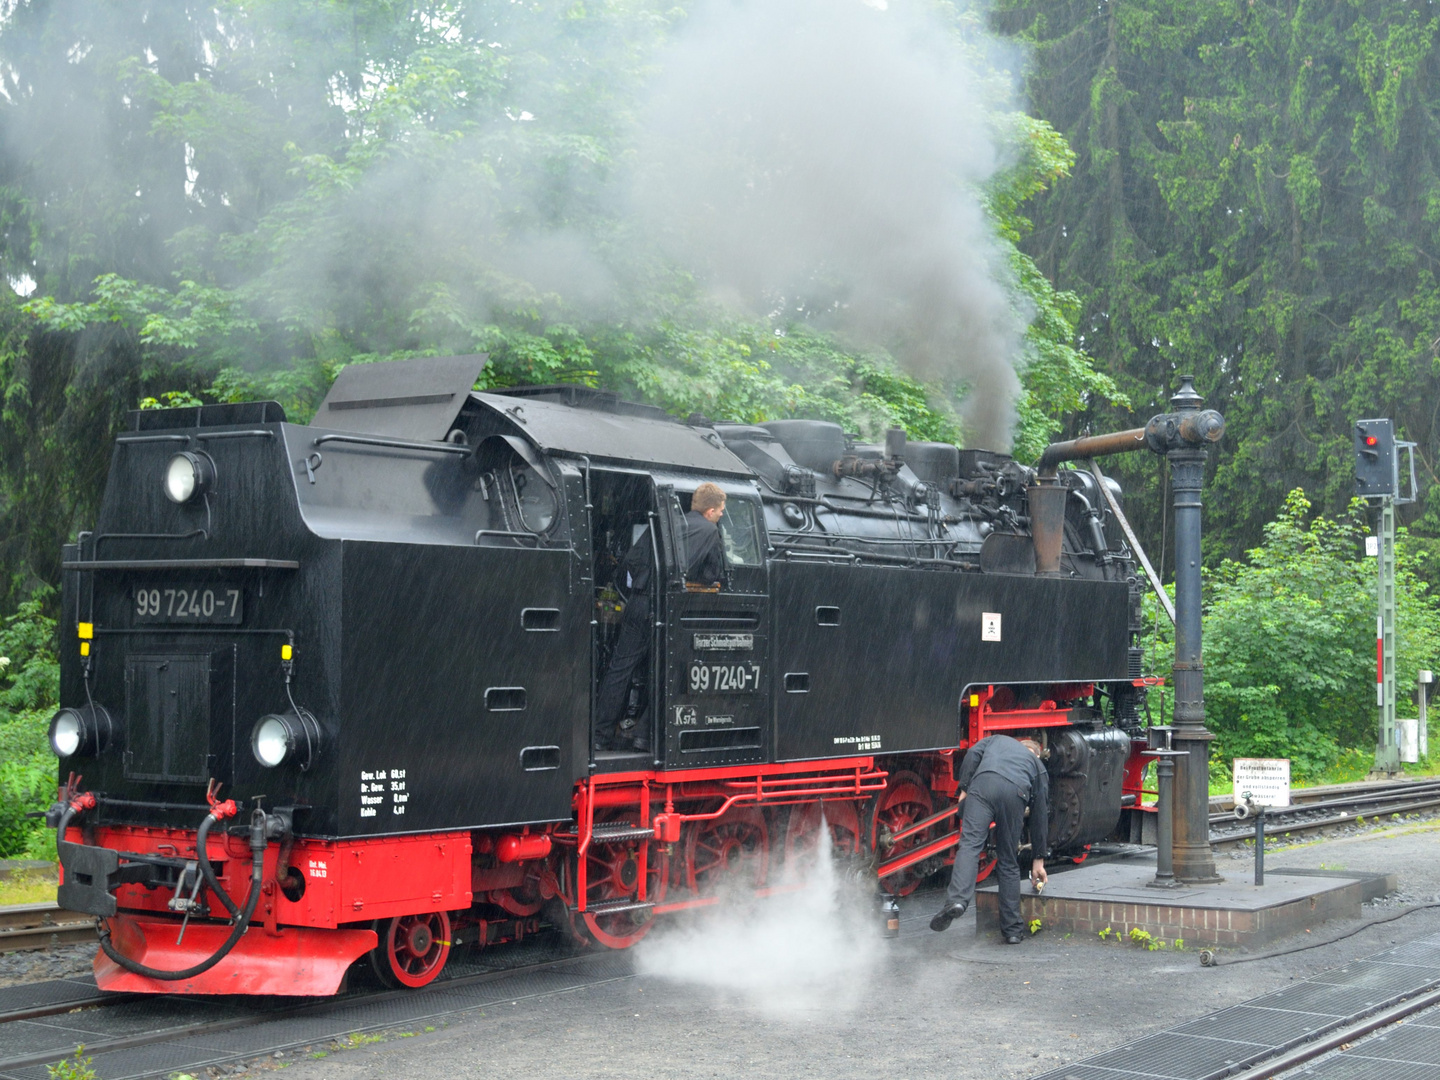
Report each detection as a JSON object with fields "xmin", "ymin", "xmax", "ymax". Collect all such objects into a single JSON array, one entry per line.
[
  {"xmin": 250, "ymin": 709, "xmax": 321, "ymax": 770},
  {"xmin": 48, "ymin": 705, "xmax": 116, "ymax": 759},
  {"xmin": 164, "ymin": 451, "xmax": 215, "ymax": 504}
]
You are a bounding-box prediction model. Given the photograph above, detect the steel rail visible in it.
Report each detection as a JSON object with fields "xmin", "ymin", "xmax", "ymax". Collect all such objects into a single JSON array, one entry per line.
[
  {"xmin": 1223, "ymin": 985, "xmax": 1440, "ymax": 1080},
  {"xmin": 0, "ymin": 946, "xmax": 603, "ymax": 1073},
  {"xmin": 1208, "ymin": 780, "xmax": 1440, "ymax": 825},
  {"xmin": 1211, "ymin": 794, "xmax": 1440, "ymax": 847},
  {"xmin": 0, "ymin": 902, "xmax": 95, "ymax": 954}
]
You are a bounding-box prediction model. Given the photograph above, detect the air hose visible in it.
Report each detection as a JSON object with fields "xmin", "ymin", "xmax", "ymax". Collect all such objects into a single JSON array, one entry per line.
[
  {"xmin": 96, "ymin": 804, "xmax": 268, "ymax": 981},
  {"xmin": 1199, "ymin": 900, "xmax": 1440, "ymax": 967}
]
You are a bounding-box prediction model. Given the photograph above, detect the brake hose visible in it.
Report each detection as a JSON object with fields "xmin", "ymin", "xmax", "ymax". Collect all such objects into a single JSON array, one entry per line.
[{"xmin": 96, "ymin": 805, "xmax": 267, "ymax": 981}]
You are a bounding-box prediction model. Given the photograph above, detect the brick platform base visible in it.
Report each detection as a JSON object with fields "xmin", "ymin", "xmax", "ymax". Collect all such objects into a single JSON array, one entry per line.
[{"xmin": 973, "ymin": 857, "xmax": 1395, "ymax": 948}]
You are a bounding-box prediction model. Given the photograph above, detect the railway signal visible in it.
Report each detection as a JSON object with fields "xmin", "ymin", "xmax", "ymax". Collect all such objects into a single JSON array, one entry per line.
[
  {"xmin": 1353, "ymin": 419, "xmax": 1397, "ymax": 497},
  {"xmin": 1355, "ymin": 419, "xmax": 1418, "ymax": 774}
]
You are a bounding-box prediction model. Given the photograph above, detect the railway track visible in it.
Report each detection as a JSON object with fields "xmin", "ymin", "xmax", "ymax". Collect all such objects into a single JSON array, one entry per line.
[
  {"xmin": 0, "ymin": 931, "xmax": 610, "ymax": 1079},
  {"xmin": 1208, "ymin": 776, "xmax": 1440, "ymax": 848},
  {"xmin": 0, "ymin": 901, "xmax": 94, "ymax": 953}
]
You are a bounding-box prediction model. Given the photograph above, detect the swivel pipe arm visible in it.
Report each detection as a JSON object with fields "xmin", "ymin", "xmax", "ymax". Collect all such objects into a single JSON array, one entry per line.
[{"xmin": 1035, "ymin": 408, "xmax": 1224, "ymax": 476}]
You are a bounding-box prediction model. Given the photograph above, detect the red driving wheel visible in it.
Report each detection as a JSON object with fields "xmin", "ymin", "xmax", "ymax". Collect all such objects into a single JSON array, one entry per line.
[
  {"xmin": 783, "ymin": 799, "xmax": 862, "ymax": 871},
  {"xmin": 685, "ymin": 806, "xmax": 770, "ymax": 894},
  {"xmin": 370, "ymin": 910, "xmax": 451, "ymax": 988},
  {"xmin": 868, "ymin": 771, "xmax": 937, "ymax": 896}
]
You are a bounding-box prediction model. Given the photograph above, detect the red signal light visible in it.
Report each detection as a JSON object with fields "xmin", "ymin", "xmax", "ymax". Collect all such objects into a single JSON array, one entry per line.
[{"xmin": 1365, "ymin": 435, "xmax": 1379, "ymax": 447}]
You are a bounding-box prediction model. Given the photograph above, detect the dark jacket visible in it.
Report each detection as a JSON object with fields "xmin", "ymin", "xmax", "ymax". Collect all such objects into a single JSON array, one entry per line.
[
  {"xmin": 621, "ymin": 511, "xmax": 725, "ymax": 596},
  {"xmin": 681, "ymin": 510, "xmax": 725, "ymax": 586},
  {"xmin": 956, "ymin": 734, "xmax": 1050, "ymax": 857}
]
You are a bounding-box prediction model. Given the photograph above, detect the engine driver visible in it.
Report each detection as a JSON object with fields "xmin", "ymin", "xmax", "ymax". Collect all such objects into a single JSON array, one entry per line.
[
  {"xmin": 930, "ymin": 733, "xmax": 1050, "ymax": 943},
  {"xmin": 595, "ymin": 482, "xmax": 728, "ymax": 753}
]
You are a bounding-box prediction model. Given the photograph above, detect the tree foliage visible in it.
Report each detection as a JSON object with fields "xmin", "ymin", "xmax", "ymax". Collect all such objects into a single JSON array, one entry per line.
[
  {"xmin": 993, "ymin": 0, "xmax": 1440, "ymax": 569},
  {"xmin": 1198, "ymin": 491, "xmax": 1440, "ymax": 780},
  {"xmin": 0, "ymin": 0, "xmax": 1115, "ymax": 612}
]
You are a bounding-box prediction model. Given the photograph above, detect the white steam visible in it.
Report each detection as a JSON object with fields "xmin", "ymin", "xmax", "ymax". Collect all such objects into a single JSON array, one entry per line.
[
  {"xmin": 631, "ymin": 0, "xmax": 1026, "ymax": 448},
  {"xmin": 635, "ymin": 812, "xmax": 883, "ymax": 1015}
]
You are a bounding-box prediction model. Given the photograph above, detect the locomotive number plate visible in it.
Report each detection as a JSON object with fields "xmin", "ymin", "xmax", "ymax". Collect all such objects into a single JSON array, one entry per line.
[
  {"xmin": 687, "ymin": 661, "xmax": 761, "ymax": 695},
  {"xmin": 134, "ymin": 585, "xmax": 243, "ymax": 624}
]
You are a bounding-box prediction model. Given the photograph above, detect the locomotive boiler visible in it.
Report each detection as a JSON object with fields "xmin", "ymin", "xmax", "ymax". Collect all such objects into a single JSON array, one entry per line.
[{"xmin": 46, "ymin": 354, "xmax": 1152, "ymax": 994}]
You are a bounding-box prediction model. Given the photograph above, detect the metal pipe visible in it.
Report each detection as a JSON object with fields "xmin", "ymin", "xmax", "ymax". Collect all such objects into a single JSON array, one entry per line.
[
  {"xmin": 1254, "ymin": 806, "xmax": 1265, "ymax": 885},
  {"xmin": 1037, "ymin": 427, "xmax": 1148, "ymax": 474}
]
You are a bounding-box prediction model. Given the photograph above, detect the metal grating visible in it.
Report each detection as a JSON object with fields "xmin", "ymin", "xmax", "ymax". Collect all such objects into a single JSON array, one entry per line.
[
  {"xmin": 1346, "ymin": 1023, "xmax": 1440, "ymax": 1066},
  {"xmin": 1081, "ymin": 1032, "xmax": 1269, "ymax": 1078},
  {"xmin": 0, "ymin": 979, "xmax": 106, "ymax": 1019},
  {"xmin": 1170, "ymin": 1005, "xmax": 1343, "ymax": 1046},
  {"xmin": 1287, "ymin": 1060, "xmax": 1440, "ymax": 1080},
  {"xmin": 1031, "ymin": 934, "xmax": 1440, "ymax": 1080},
  {"xmin": 1308, "ymin": 961, "xmax": 1440, "ymax": 992},
  {"xmin": 1248, "ymin": 980, "xmax": 1416, "ymax": 1017}
]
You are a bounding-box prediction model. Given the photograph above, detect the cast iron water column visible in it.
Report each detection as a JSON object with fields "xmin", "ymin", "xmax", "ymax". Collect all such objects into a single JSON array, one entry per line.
[
  {"xmin": 1145, "ymin": 376, "xmax": 1224, "ymax": 883},
  {"xmin": 1034, "ymin": 374, "xmax": 1224, "ymax": 885}
]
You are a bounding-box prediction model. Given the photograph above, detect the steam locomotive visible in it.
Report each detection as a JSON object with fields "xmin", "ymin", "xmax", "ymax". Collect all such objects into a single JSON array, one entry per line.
[{"xmin": 47, "ymin": 354, "xmax": 1151, "ymax": 995}]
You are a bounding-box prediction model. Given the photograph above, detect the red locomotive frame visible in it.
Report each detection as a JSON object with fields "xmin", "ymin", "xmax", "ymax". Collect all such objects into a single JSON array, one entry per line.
[{"xmin": 74, "ymin": 680, "xmax": 1155, "ymax": 995}]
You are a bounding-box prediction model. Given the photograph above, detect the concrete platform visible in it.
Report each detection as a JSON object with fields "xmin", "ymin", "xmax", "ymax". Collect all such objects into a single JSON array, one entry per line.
[{"xmin": 974, "ymin": 855, "xmax": 1396, "ymax": 947}]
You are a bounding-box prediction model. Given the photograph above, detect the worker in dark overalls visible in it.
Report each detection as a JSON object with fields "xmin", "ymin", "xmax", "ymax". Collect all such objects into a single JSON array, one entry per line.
[
  {"xmin": 930, "ymin": 734, "xmax": 1050, "ymax": 943},
  {"xmin": 595, "ymin": 482, "xmax": 728, "ymax": 752}
]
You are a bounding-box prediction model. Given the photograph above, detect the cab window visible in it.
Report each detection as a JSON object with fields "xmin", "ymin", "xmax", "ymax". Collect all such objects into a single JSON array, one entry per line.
[{"xmin": 719, "ymin": 499, "xmax": 763, "ymax": 566}]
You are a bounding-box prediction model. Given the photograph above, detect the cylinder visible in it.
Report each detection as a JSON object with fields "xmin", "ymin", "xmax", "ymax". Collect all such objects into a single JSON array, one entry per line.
[{"xmin": 496, "ymin": 833, "xmax": 552, "ymax": 863}]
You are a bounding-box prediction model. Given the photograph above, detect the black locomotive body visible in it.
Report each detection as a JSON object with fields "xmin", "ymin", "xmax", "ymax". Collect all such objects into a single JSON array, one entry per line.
[{"xmin": 49, "ymin": 355, "xmax": 1150, "ymax": 994}]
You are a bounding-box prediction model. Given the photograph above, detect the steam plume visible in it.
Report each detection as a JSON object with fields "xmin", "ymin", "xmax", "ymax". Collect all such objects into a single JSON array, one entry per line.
[{"xmin": 630, "ymin": 0, "xmax": 1025, "ymax": 448}]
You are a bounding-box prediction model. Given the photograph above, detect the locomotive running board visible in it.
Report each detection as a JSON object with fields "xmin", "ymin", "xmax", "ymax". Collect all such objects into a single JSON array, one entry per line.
[{"xmin": 94, "ymin": 915, "xmax": 378, "ymax": 996}]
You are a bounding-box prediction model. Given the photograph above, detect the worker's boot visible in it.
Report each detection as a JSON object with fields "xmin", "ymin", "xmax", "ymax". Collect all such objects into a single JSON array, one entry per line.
[{"xmin": 929, "ymin": 902, "xmax": 966, "ymax": 932}]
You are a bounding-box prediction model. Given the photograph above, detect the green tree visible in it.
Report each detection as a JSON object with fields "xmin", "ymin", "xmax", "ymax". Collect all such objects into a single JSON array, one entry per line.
[
  {"xmin": 0, "ymin": 0, "xmax": 1119, "ymax": 615},
  {"xmin": 993, "ymin": 0, "xmax": 1440, "ymax": 570},
  {"xmin": 1202, "ymin": 489, "xmax": 1440, "ymax": 780}
]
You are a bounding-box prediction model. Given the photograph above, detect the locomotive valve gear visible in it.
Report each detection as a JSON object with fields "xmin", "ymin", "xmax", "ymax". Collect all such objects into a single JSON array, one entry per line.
[
  {"xmin": 595, "ymin": 483, "xmax": 727, "ymax": 752},
  {"xmin": 930, "ymin": 735, "xmax": 1050, "ymax": 940}
]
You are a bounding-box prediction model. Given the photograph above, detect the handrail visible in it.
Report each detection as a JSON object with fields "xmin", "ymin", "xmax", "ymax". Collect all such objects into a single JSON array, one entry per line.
[
  {"xmin": 312, "ymin": 432, "xmax": 471, "ymax": 455},
  {"xmin": 63, "ymin": 558, "xmax": 299, "ymax": 571}
]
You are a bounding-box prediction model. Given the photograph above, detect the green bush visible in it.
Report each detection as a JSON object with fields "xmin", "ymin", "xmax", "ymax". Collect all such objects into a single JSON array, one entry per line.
[
  {"xmin": 1202, "ymin": 491, "xmax": 1440, "ymax": 782},
  {"xmin": 0, "ymin": 589, "xmax": 59, "ymax": 858}
]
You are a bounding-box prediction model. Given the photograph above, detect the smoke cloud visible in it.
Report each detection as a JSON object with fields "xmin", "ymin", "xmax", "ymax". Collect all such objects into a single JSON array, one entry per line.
[
  {"xmin": 635, "ymin": 815, "xmax": 883, "ymax": 1015},
  {"xmin": 629, "ymin": 0, "xmax": 1025, "ymax": 448}
]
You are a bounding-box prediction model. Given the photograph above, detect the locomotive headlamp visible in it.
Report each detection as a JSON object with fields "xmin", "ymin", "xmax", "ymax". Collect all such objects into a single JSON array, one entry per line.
[
  {"xmin": 48, "ymin": 704, "xmax": 116, "ymax": 759},
  {"xmin": 250, "ymin": 708, "xmax": 321, "ymax": 770},
  {"xmin": 163, "ymin": 451, "xmax": 215, "ymax": 504}
]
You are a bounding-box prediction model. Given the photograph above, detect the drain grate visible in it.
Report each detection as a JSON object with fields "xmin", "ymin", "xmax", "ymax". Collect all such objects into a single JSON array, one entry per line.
[{"xmin": 1030, "ymin": 932, "xmax": 1440, "ymax": 1080}]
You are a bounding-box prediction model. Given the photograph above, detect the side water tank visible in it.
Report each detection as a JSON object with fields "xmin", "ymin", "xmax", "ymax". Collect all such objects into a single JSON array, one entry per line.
[
  {"xmin": 902, "ymin": 442, "xmax": 961, "ymax": 485},
  {"xmin": 759, "ymin": 420, "xmax": 846, "ymax": 473}
]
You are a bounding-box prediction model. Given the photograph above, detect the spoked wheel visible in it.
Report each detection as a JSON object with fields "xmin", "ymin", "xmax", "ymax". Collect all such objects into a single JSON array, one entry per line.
[
  {"xmin": 571, "ymin": 812, "xmax": 667, "ymax": 949},
  {"xmin": 370, "ymin": 910, "xmax": 451, "ymax": 988},
  {"xmin": 868, "ymin": 771, "xmax": 937, "ymax": 897},
  {"xmin": 685, "ymin": 806, "xmax": 770, "ymax": 894},
  {"xmin": 783, "ymin": 799, "xmax": 862, "ymax": 874},
  {"xmin": 976, "ymin": 853, "xmax": 998, "ymax": 882}
]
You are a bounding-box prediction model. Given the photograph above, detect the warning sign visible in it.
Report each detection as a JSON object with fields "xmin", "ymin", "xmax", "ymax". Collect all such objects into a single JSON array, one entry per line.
[{"xmin": 1233, "ymin": 758, "xmax": 1290, "ymax": 808}]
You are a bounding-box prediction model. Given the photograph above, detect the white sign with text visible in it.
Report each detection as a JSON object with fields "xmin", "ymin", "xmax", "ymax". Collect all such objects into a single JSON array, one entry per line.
[{"xmin": 1233, "ymin": 757, "xmax": 1291, "ymax": 808}]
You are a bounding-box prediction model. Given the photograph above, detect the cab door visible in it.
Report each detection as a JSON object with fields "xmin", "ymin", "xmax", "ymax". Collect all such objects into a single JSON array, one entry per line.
[{"xmin": 654, "ymin": 484, "xmax": 771, "ymax": 769}]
